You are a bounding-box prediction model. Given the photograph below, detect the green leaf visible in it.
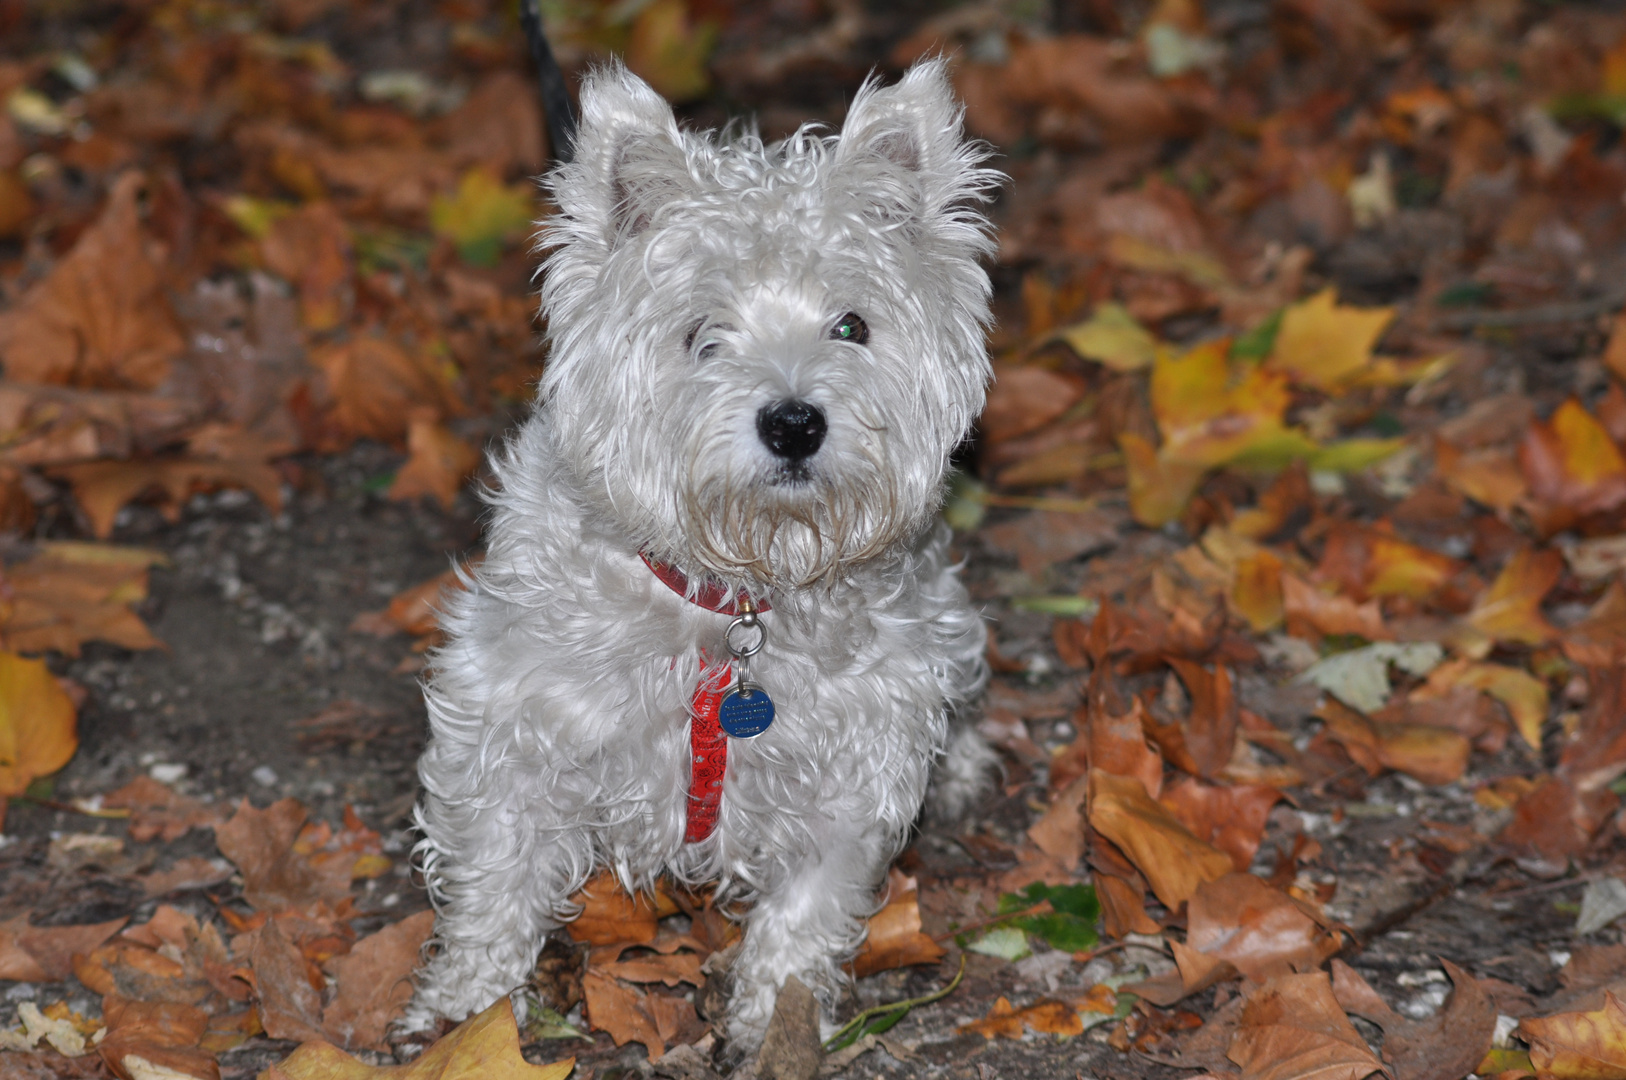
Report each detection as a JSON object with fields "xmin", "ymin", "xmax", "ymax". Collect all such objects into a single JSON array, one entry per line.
[
  {"xmin": 1011, "ymin": 595, "xmax": 1099, "ymax": 617},
  {"xmin": 1014, "ymin": 912, "xmax": 1098, "ymax": 952},
  {"xmin": 1231, "ymin": 308, "xmax": 1283, "ymax": 361},
  {"xmin": 430, "ymin": 168, "xmax": 534, "ymax": 267},
  {"xmin": 995, "ymin": 883, "xmax": 1101, "ymax": 953},
  {"xmin": 942, "ymin": 471, "xmax": 987, "ymax": 531},
  {"xmin": 1308, "ymin": 437, "xmax": 1407, "ymax": 473},
  {"xmin": 524, "ymin": 1002, "xmax": 591, "ymax": 1042},
  {"xmin": 967, "ymin": 925, "xmax": 1030, "ymax": 961}
]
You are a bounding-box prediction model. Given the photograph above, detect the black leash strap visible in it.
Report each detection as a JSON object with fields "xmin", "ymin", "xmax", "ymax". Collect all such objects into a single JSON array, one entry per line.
[{"xmin": 518, "ymin": 0, "xmax": 578, "ymax": 166}]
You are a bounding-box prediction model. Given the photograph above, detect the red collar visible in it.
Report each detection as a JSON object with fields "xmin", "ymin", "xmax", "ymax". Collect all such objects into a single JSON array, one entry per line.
[{"xmin": 641, "ymin": 553, "xmax": 770, "ymax": 615}]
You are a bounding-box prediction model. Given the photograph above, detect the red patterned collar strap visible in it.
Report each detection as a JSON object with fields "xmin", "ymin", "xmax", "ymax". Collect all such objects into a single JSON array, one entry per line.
[
  {"xmin": 685, "ymin": 656, "xmax": 730, "ymax": 843},
  {"xmin": 640, "ymin": 552, "xmax": 770, "ymax": 615}
]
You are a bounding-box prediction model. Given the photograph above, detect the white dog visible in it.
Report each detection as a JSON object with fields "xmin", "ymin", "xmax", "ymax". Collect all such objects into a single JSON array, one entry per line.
[{"xmin": 405, "ymin": 58, "xmax": 1000, "ymax": 1053}]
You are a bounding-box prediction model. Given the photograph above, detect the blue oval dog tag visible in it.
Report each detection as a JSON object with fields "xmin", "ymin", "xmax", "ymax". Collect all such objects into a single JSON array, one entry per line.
[{"xmin": 718, "ymin": 683, "xmax": 775, "ymax": 738}]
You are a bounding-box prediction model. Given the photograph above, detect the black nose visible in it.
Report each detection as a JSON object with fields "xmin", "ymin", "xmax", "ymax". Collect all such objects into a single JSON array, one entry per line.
[{"xmin": 757, "ymin": 400, "xmax": 827, "ymax": 461}]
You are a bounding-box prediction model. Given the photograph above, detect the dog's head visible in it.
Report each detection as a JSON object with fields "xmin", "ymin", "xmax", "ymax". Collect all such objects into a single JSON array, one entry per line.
[{"xmin": 536, "ymin": 59, "xmax": 997, "ymax": 588}]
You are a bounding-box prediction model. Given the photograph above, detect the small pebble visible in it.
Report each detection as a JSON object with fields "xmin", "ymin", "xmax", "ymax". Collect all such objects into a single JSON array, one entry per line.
[
  {"xmin": 148, "ymin": 762, "xmax": 187, "ymax": 784},
  {"xmin": 251, "ymin": 765, "xmax": 279, "ymax": 787}
]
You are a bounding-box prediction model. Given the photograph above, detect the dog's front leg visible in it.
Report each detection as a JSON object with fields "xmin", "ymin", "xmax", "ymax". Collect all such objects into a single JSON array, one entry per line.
[
  {"xmin": 723, "ymin": 819, "xmax": 894, "ymax": 1051},
  {"xmin": 401, "ymin": 773, "xmax": 588, "ymax": 1032}
]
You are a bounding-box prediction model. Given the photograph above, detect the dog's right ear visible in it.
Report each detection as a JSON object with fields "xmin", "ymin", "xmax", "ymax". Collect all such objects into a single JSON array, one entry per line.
[{"xmin": 562, "ymin": 63, "xmax": 692, "ymax": 244}]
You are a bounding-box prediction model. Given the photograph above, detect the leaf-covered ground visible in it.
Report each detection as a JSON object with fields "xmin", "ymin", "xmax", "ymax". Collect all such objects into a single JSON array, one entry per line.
[{"xmin": 3, "ymin": 1, "xmax": 1626, "ymax": 1079}]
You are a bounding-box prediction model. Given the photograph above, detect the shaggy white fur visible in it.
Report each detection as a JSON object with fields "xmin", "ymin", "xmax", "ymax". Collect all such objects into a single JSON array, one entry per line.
[{"xmin": 405, "ymin": 58, "xmax": 1001, "ymax": 1051}]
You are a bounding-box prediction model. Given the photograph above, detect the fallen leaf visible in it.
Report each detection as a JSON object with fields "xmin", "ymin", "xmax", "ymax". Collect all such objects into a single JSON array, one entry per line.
[
  {"xmin": 320, "ymin": 910, "xmax": 436, "ymax": 1052},
  {"xmin": 1267, "ymin": 288, "xmax": 1393, "ymax": 391},
  {"xmin": 1331, "ymin": 959, "xmax": 1495, "ymax": 1080},
  {"xmin": 387, "ymin": 417, "xmax": 479, "ymax": 509},
  {"xmin": 1228, "ymin": 971, "xmax": 1390, "ymax": 1080},
  {"xmin": 566, "ymin": 871, "xmax": 678, "ymax": 946},
  {"xmin": 1186, "ymin": 874, "xmax": 1339, "ymax": 984},
  {"xmin": 1170, "ymin": 660, "xmax": 1239, "ymax": 779},
  {"xmin": 980, "ymin": 510, "xmax": 1121, "ymax": 576},
  {"xmin": 1296, "ymin": 643, "xmax": 1443, "ymax": 714},
  {"xmin": 265, "ymin": 998, "xmax": 574, "ymax": 1080},
  {"xmin": 960, "ymin": 995, "xmax": 1086, "ymax": 1040},
  {"xmin": 55, "ymin": 456, "xmax": 284, "ymax": 540},
  {"xmin": 1520, "ymin": 400, "xmax": 1626, "ymax": 526},
  {"xmin": 1420, "ymin": 660, "xmax": 1548, "ymax": 750},
  {"xmin": 1028, "ymin": 775, "xmax": 1089, "ymax": 870},
  {"xmin": 213, "ymin": 799, "xmax": 354, "ymax": 911},
  {"xmin": 1122, "ymin": 430, "xmax": 1207, "ymax": 528},
  {"xmin": 0, "ymin": 913, "xmax": 126, "ymax": 981},
  {"xmin": 1154, "ymin": 339, "xmax": 1293, "ymax": 469},
  {"xmin": 0, "ymin": 172, "xmax": 183, "ymax": 390},
  {"xmin": 1564, "ymin": 582, "xmax": 1626, "ymax": 669},
  {"xmin": 1232, "ymin": 549, "xmax": 1286, "ymax": 632},
  {"xmin": 74, "ymin": 906, "xmax": 243, "ymax": 1014},
  {"xmin": 0, "ymin": 650, "xmax": 79, "ymax": 828},
  {"xmin": 1, "ymin": 543, "xmax": 166, "ymax": 654},
  {"xmin": 430, "ymin": 167, "xmax": 534, "ymax": 267},
  {"xmin": 851, "ymin": 869, "xmax": 946, "ymax": 978},
  {"xmin": 1520, "ymin": 990, "xmax": 1626, "ymax": 1080},
  {"xmin": 313, "ymin": 336, "xmax": 462, "ymax": 446},
  {"xmin": 1088, "ymin": 769, "xmax": 1233, "ymax": 909},
  {"xmin": 1466, "ymin": 548, "xmax": 1562, "ymax": 646},
  {"xmin": 349, "ymin": 565, "xmax": 470, "ymax": 638},
  {"xmin": 582, "ymin": 970, "xmax": 666, "ymax": 1060},
  {"xmin": 624, "ymin": 0, "xmax": 717, "ymax": 104},
  {"xmin": 260, "ymin": 201, "xmax": 353, "ymax": 332},
  {"xmin": 102, "ymin": 775, "xmax": 223, "ymax": 842},
  {"xmin": 98, "ymin": 997, "xmax": 219, "ymax": 1080},
  {"xmin": 1057, "ymin": 302, "xmax": 1158, "ymax": 371},
  {"xmin": 1316, "ymin": 524, "xmax": 1462, "ymax": 602},
  {"xmin": 1282, "ymin": 573, "xmax": 1390, "ymax": 643},
  {"xmin": 981, "ymin": 363, "xmax": 1085, "ymax": 448},
  {"xmin": 1435, "ymin": 441, "xmax": 1527, "ymax": 516},
  {"xmin": 1159, "ymin": 777, "xmax": 1281, "ymax": 872}
]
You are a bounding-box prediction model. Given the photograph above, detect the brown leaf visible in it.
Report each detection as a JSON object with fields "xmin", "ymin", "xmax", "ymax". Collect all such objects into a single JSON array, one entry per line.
[
  {"xmin": 566, "ymin": 871, "xmax": 678, "ymax": 946},
  {"xmin": 54, "ymin": 457, "xmax": 284, "ymax": 540},
  {"xmin": 1159, "ymin": 777, "xmax": 1281, "ymax": 872},
  {"xmin": 102, "ymin": 775, "xmax": 222, "ymax": 843},
  {"xmin": 1331, "ymin": 959, "xmax": 1495, "ymax": 1080},
  {"xmin": 980, "ymin": 510, "xmax": 1121, "ymax": 576},
  {"xmin": 1088, "ymin": 769, "xmax": 1234, "ymax": 909},
  {"xmin": 99, "ymin": 997, "xmax": 219, "ymax": 1080},
  {"xmin": 259, "ymin": 201, "xmax": 353, "ymax": 333},
  {"xmin": 1028, "ymin": 775, "xmax": 1089, "ymax": 871},
  {"xmin": 1466, "ymin": 548, "xmax": 1562, "ymax": 646},
  {"xmin": 0, "ymin": 172, "xmax": 183, "ymax": 390},
  {"xmin": 139, "ymin": 856, "xmax": 235, "ymax": 899},
  {"xmin": 850, "ymin": 869, "xmax": 946, "ymax": 978},
  {"xmin": 979, "ymin": 364, "xmax": 1085, "ymax": 447},
  {"xmin": 313, "ymin": 336, "xmax": 462, "ymax": 446},
  {"xmin": 387, "ymin": 416, "xmax": 479, "ymax": 509},
  {"xmin": 0, "ymin": 913, "xmax": 126, "ymax": 981},
  {"xmin": 1187, "ymin": 874, "xmax": 1339, "ymax": 984},
  {"xmin": 349, "ymin": 565, "xmax": 470, "ymax": 638},
  {"xmin": 320, "ymin": 910, "xmax": 435, "ymax": 1052},
  {"xmin": 1, "ymin": 543, "xmax": 165, "ymax": 655},
  {"xmin": 213, "ymin": 799, "xmax": 354, "ymax": 911},
  {"xmin": 1283, "ymin": 573, "xmax": 1390, "ymax": 643},
  {"xmin": 1170, "ymin": 660, "xmax": 1240, "ymax": 779},
  {"xmin": 1228, "ymin": 972, "xmax": 1390, "ymax": 1080},
  {"xmin": 583, "ymin": 970, "xmax": 665, "ymax": 1060},
  {"xmin": 74, "ymin": 906, "xmax": 244, "ymax": 1013},
  {"xmin": 252, "ymin": 917, "xmax": 326, "ymax": 1044}
]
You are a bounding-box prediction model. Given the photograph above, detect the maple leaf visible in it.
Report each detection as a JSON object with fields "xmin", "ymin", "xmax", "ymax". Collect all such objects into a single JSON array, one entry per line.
[
  {"xmin": 1465, "ymin": 548, "xmax": 1562, "ymax": 646},
  {"xmin": 312, "ymin": 337, "xmax": 463, "ymax": 446},
  {"xmin": 1331, "ymin": 959, "xmax": 1496, "ymax": 1080},
  {"xmin": 1520, "ymin": 400, "xmax": 1626, "ymax": 525},
  {"xmin": 1229, "ymin": 972, "xmax": 1391, "ymax": 1080},
  {"xmin": 1, "ymin": 542, "xmax": 166, "ymax": 656},
  {"xmin": 960, "ymin": 995, "xmax": 1087, "ymax": 1040},
  {"xmin": 260, "ymin": 201, "xmax": 353, "ymax": 333},
  {"xmin": 1088, "ymin": 769, "xmax": 1233, "ymax": 909},
  {"xmin": 213, "ymin": 799, "xmax": 356, "ymax": 911},
  {"xmin": 565, "ymin": 871, "xmax": 679, "ymax": 946},
  {"xmin": 1267, "ymin": 288, "xmax": 1393, "ymax": 391},
  {"xmin": 1520, "ymin": 991, "xmax": 1626, "ymax": 1080},
  {"xmin": 0, "ymin": 172, "xmax": 183, "ymax": 391},
  {"xmin": 102, "ymin": 775, "xmax": 223, "ymax": 843},
  {"xmin": 1056, "ymin": 302, "xmax": 1159, "ymax": 371},
  {"xmin": 0, "ymin": 651, "xmax": 78, "ymax": 828},
  {"xmin": 0, "ymin": 913, "xmax": 126, "ymax": 982},
  {"xmin": 430, "ymin": 167, "xmax": 534, "ymax": 267},
  {"xmin": 1153, "ymin": 339, "xmax": 1293, "ymax": 469},
  {"xmin": 266, "ymin": 998, "xmax": 574, "ymax": 1080},
  {"xmin": 387, "ymin": 416, "xmax": 479, "ymax": 510}
]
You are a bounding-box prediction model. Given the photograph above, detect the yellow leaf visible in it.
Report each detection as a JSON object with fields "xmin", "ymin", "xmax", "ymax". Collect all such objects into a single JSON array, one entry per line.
[
  {"xmin": 1424, "ymin": 660, "xmax": 1549, "ymax": 750},
  {"xmin": 1466, "ymin": 548, "xmax": 1561, "ymax": 646},
  {"xmin": 1121, "ymin": 432, "xmax": 1206, "ymax": 528},
  {"xmin": 624, "ymin": 0, "xmax": 717, "ymax": 104},
  {"xmin": 430, "ymin": 169, "xmax": 534, "ymax": 266},
  {"xmin": 1105, "ymin": 233, "xmax": 1230, "ymax": 288},
  {"xmin": 0, "ymin": 652, "xmax": 78, "ymax": 812},
  {"xmin": 1520, "ymin": 991, "xmax": 1626, "ymax": 1080},
  {"xmin": 265, "ymin": 998, "xmax": 574, "ymax": 1080},
  {"xmin": 1231, "ymin": 549, "xmax": 1285, "ymax": 632},
  {"xmin": 1055, "ymin": 303, "xmax": 1158, "ymax": 371},
  {"xmin": 1268, "ymin": 288, "xmax": 1394, "ymax": 391},
  {"xmin": 1152, "ymin": 341, "xmax": 1294, "ymax": 468}
]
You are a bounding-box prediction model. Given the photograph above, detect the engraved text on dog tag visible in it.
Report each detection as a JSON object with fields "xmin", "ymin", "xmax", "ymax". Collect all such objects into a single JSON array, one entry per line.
[{"xmin": 718, "ymin": 682, "xmax": 775, "ymax": 738}]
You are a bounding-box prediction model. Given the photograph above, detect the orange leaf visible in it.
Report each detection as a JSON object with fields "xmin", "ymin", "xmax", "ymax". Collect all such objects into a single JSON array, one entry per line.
[
  {"xmin": 981, "ymin": 363, "xmax": 1085, "ymax": 447},
  {"xmin": 1232, "ymin": 549, "xmax": 1286, "ymax": 632},
  {"xmin": 850, "ymin": 869, "xmax": 946, "ymax": 977},
  {"xmin": 0, "ymin": 651, "xmax": 79, "ymax": 810},
  {"xmin": 1267, "ymin": 289, "xmax": 1394, "ymax": 391},
  {"xmin": 1520, "ymin": 400, "xmax": 1626, "ymax": 522},
  {"xmin": 102, "ymin": 776, "xmax": 223, "ymax": 843},
  {"xmin": 1435, "ymin": 440, "xmax": 1527, "ymax": 516},
  {"xmin": 260, "ymin": 201, "xmax": 353, "ymax": 333},
  {"xmin": 98, "ymin": 997, "xmax": 218, "ymax": 1080},
  {"xmin": 960, "ymin": 995, "xmax": 1085, "ymax": 1040},
  {"xmin": 566, "ymin": 872, "xmax": 678, "ymax": 946},
  {"xmin": 1466, "ymin": 548, "xmax": 1562, "ymax": 646},
  {"xmin": 1228, "ymin": 972, "xmax": 1390, "ymax": 1080},
  {"xmin": 1159, "ymin": 777, "xmax": 1280, "ymax": 872},
  {"xmin": 54, "ymin": 457, "xmax": 283, "ymax": 540},
  {"xmin": 1187, "ymin": 874, "xmax": 1339, "ymax": 984},
  {"xmin": 1318, "ymin": 523, "xmax": 1462, "ymax": 601},
  {"xmin": 1282, "ymin": 573, "xmax": 1390, "ymax": 642},
  {"xmin": 388, "ymin": 417, "xmax": 479, "ymax": 510},
  {"xmin": 1087, "ymin": 769, "xmax": 1233, "ymax": 909},
  {"xmin": 312, "ymin": 337, "xmax": 462, "ymax": 446},
  {"xmin": 1, "ymin": 544, "xmax": 166, "ymax": 656},
  {"xmin": 350, "ymin": 565, "xmax": 473, "ymax": 639},
  {"xmin": 1121, "ymin": 431, "xmax": 1207, "ymax": 528},
  {"xmin": 1520, "ymin": 991, "xmax": 1626, "ymax": 1080},
  {"xmin": 1421, "ymin": 660, "xmax": 1549, "ymax": 750},
  {"xmin": 0, "ymin": 172, "xmax": 183, "ymax": 391}
]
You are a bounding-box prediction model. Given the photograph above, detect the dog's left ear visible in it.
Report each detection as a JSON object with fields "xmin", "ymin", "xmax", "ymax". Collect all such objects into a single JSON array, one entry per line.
[{"xmin": 834, "ymin": 59, "xmax": 990, "ymax": 218}]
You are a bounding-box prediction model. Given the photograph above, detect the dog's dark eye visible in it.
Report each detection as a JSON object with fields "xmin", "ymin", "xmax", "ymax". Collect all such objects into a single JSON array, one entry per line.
[
  {"xmin": 829, "ymin": 312, "xmax": 869, "ymax": 345},
  {"xmin": 685, "ymin": 321, "xmax": 726, "ymax": 360},
  {"xmin": 683, "ymin": 322, "xmax": 702, "ymax": 352}
]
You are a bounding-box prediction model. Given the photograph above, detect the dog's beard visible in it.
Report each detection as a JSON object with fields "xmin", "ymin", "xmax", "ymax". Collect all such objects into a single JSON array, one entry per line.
[{"xmin": 680, "ymin": 457, "xmax": 917, "ymax": 587}]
